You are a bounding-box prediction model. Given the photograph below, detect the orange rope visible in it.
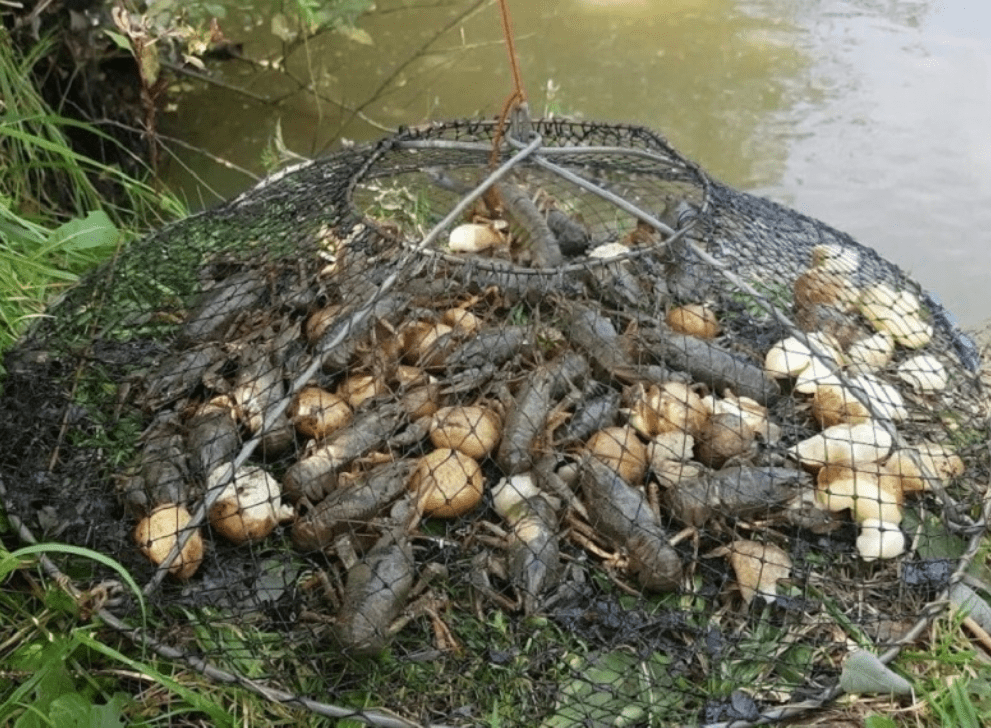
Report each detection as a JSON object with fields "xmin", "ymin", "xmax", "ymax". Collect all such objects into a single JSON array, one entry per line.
[
  {"xmin": 499, "ymin": 0, "xmax": 526, "ymax": 105},
  {"xmin": 489, "ymin": 0, "xmax": 529, "ymax": 176}
]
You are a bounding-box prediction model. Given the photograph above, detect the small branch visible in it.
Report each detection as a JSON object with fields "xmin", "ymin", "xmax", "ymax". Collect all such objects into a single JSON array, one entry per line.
[
  {"xmin": 961, "ymin": 612, "xmax": 991, "ymax": 655},
  {"xmin": 161, "ymin": 61, "xmax": 272, "ymax": 104},
  {"xmin": 91, "ymin": 117, "xmax": 258, "ymax": 204},
  {"xmin": 326, "ymin": 0, "xmax": 492, "ymax": 147},
  {"xmin": 371, "ymin": 1, "xmax": 465, "ymax": 15},
  {"xmin": 162, "ymin": 61, "xmax": 396, "ymax": 134}
]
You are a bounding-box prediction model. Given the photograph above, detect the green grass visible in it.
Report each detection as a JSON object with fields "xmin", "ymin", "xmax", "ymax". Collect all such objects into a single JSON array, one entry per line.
[
  {"xmin": 0, "ymin": 523, "xmax": 334, "ymax": 726},
  {"xmin": 0, "ymin": 30, "xmax": 184, "ymax": 355},
  {"xmin": 872, "ymin": 610, "xmax": 991, "ymax": 728},
  {"xmin": 0, "ymin": 25, "xmax": 246, "ymax": 728},
  {"xmin": 729, "ymin": 279, "xmax": 793, "ymax": 320},
  {"xmin": 360, "ymin": 177, "xmax": 437, "ymax": 239},
  {"xmin": 7, "ymin": 532, "xmax": 991, "ymax": 728}
]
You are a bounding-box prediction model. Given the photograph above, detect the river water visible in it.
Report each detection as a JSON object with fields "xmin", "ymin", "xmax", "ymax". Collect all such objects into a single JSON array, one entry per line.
[{"xmin": 162, "ymin": 0, "xmax": 991, "ymax": 327}]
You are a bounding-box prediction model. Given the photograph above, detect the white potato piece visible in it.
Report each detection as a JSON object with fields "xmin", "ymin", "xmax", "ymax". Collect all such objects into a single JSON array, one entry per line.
[
  {"xmin": 811, "ymin": 244, "xmax": 860, "ymax": 274},
  {"xmin": 915, "ymin": 442, "xmax": 965, "ymax": 482},
  {"xmin": 794, "ymin": 357, "xmax": 842, "ymax": 394},
  {"xmin": 429, "ymin": 405, "xmax": 502, "ymax": 459},
  {"xmin": 849, "ymin": 374, "xmax": 907, "ymax": 421},
  {"xmin": 793, "ymin": 422, "xmax": 892, "ymax": 469},
  {"xmin": 846, "ymin": 331, "xmax": 895, "ymax": 371},
  {"xmin": 765, "ymin": 337, "xmax": 814, "ymax": 378},
  {"xmin": 448, "ymin": 223, "xmax": 502, "ymax": 252},
  {"xmin": 811, "ymin": 385, "xmax": 872, "ymax": 428},
  {"xmin": 410, "ymin": 448, "xmax": 485, "ymax": 518},
  {"xmin": 209, "ymin": 466, "xmax": 294, "ymax": 545},
  {"xmin": 816, "ymin": 467, "xmax": 902, "ymax": 524},
  {"xmin": 587, "ymin": 426, "xmax": 648, "ymax": 484},
  {"xmin": 666, "ymin": 304, "xmax": 720, "ymax": 339},
  {"xmin": 860, "ymin": 300, "xmax": 932, "ymax": 349},
  {"xmin": 135, "ymin": 504, "xmax": 204, "ymax": 580},
  {"xmin": 856, "ymin": 519, "xmax": 906, "ymax": 561},
  {"xmin": 492, "ymin": 473, "xmax": 542, "ymax": 520},
  {"xmin": 588, "ymin": 242, "xmax": 630, "ymax": 258},
  {"xmin": 897, "ymin": 355, "xmax": 948, "ymax": 392},
  {"xmin": 645, "ymin": 430, "xmax": 695, "ymax": 465}
]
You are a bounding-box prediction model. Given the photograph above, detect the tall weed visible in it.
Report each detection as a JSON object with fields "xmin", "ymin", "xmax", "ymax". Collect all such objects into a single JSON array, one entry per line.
[{"xmin": 0, "ymin": 30, "xmax": 185, "ymax": 352}]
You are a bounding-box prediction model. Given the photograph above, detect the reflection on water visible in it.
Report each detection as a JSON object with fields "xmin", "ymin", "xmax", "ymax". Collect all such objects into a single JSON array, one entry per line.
[
  {"xmin": 161, "ymin": 0, "xmax": 991, "ymax": 326},
  {"xmin": 165, "ymin": 0, "xmax": 806, "ymax": 191},
  {"xmin": 755, "ymin": 1, "xmax": 991, "ymax": 328}
]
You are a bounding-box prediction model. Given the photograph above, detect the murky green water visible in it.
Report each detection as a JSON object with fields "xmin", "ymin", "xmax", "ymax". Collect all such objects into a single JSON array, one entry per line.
[{"xmin": 162, "ymin": 0, "xmax": 991, "ymax": 327}]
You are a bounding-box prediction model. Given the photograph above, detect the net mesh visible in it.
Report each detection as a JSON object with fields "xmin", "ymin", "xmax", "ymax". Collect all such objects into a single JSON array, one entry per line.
[{"xmin": 2, "ymin": 118, "xmax": 988, "ymax": 726}]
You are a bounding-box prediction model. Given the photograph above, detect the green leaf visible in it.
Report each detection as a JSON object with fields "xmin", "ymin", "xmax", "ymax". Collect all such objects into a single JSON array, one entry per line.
[
  {"xmin": 43, "ymin": 587, "xmax": 79, "ymax": 618},
  {"xmin": 864, "ymin": 716, "xmax": 898, "ymax": 728},
  {"xmin": 0, "ymin": 215, "xmax": 46, "ymax": 246},
  {"xmin": 335, "ymin": 24, "xmax": 373, "ymax": 45},
  {"xmin": 270, "ymin": 13, "xmax": 296, "ymax": 43},
  {"xmin": 72, "ymin": 633, "xmax": 234, "ymax": 727},
  {"xmin": 102, "ymin": 30, "xmax": 132, "ymax": 51},
  {"xmin": 947, "ymin": 679, "xmax": 981, "ymax": 727},
  {"xmin": 42, "ymin": 211, "xmax": 119, "ymax": 257},
  {"xmin": 92, "ymin": 694, "xmax": 131, "ymax": 728},
  {"xmin": 48, "ymin": 693, "xmax": 95, "ymax": 728},
  {"xmin": 23, "ymin": 690, "xmax": 129, "ymax": 728},
  {"xmin": 917, "ymin": 516, "xmax": 965, "ymax": 560},
  {"xmin": 542, "ymin": 649, "xmax": 678, "ymax": 727},
  {"xmin": 0, "ymin": 543, "xmax": 147, "ymax": 629},
  {"xmin": 3, "ymin": 639, "xmax": 78, "ymax": 728}
]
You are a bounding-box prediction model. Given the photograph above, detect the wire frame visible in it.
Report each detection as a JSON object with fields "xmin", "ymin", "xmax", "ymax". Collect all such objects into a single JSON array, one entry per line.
[{"xmin": 1, "ymin": 117, "xmax": 988, "ymax": 727}]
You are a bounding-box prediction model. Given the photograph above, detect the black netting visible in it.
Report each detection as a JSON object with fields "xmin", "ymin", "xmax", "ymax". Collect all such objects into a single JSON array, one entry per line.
[{"xmin": 1, "ymin": 118, "xmax": 988, "ymax": 726}]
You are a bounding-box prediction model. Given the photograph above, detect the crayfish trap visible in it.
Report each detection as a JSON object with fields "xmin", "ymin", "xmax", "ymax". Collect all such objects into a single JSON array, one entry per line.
[{"xmin": 2, "ymin": 117, "xmax": 989, "ymax": 727}]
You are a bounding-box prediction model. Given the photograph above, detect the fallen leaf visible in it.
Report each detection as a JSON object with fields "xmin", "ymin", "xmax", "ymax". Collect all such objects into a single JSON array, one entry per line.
[{"xmin": 839, "ymin": 650, "xmax": 912, "ymax": 695}]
